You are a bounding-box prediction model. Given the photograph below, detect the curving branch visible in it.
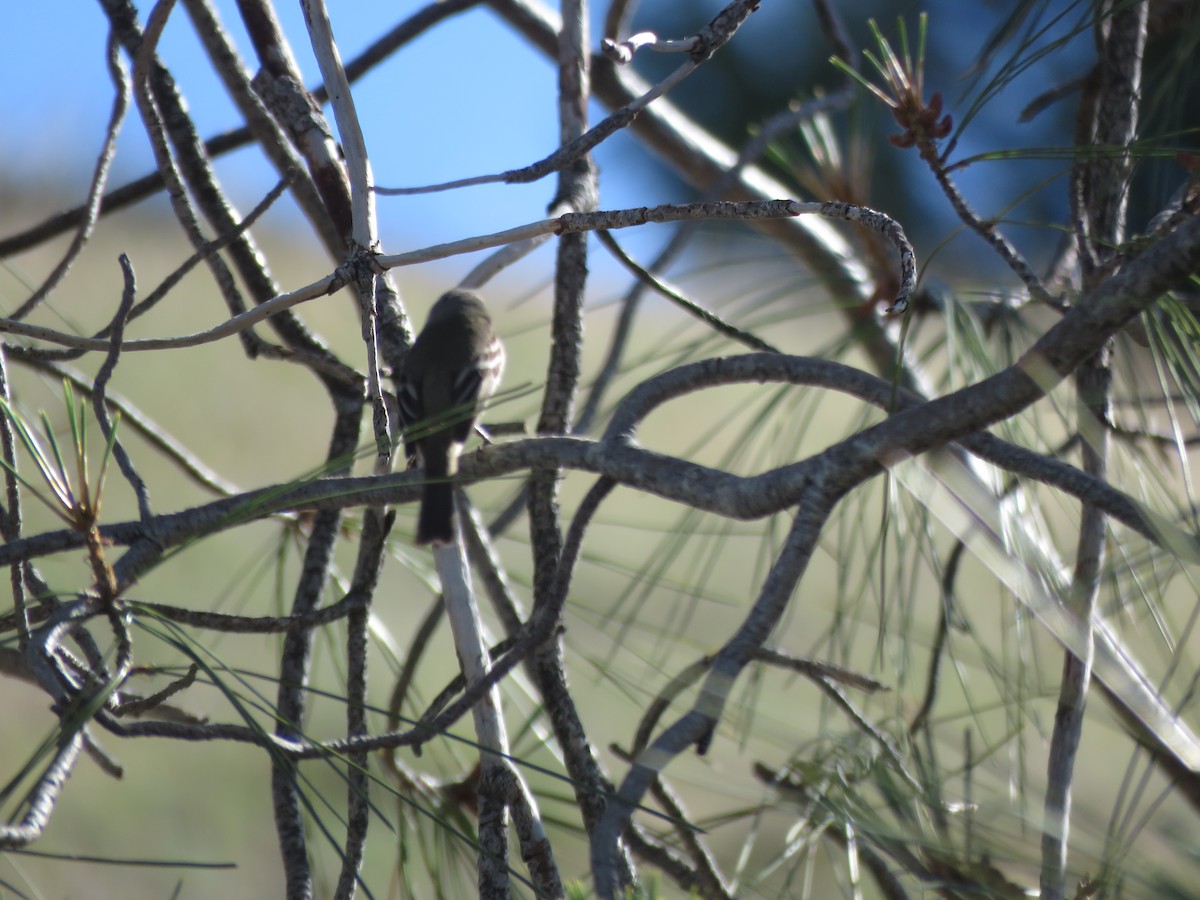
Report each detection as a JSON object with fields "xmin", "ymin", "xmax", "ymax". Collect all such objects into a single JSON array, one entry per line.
[{"xmin": 0, "ymin": 199, "xmax": 915, "ymax": 357}]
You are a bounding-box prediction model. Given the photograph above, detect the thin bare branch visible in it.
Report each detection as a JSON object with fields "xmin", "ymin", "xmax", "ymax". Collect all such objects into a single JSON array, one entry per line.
[
  {"xmin": 9, "ymin": 34, "xmax": 129, "ymax": 322},
  {"xmin": 93, "ymin": 255, "xmax": 152, "ymax": 520}
]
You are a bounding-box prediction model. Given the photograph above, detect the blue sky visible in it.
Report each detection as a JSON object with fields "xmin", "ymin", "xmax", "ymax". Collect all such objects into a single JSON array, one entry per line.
[
  {"xmin": 2, "ymin": 2, "xmax": 676, "ymax": 280},
  {"xmin": 2, "ymin": 2, "xmax": 1102, "ymax": 292}
]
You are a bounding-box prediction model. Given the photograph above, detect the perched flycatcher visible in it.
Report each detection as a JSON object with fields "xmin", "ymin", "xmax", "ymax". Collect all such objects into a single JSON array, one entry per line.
[{"xmin": 396, "ymin": 289, "xmax": 504, "ymax": 545}]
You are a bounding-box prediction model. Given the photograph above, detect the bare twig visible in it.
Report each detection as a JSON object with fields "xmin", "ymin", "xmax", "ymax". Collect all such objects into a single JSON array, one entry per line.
[
  {"xmin": 0, "ymin": 349, "xmax": 28, "ymax": 647},
  {"xmin": 595, "ymin": 230, "xmax": 780, "ymax": 352},
  {"xmin": 0, "ymin": 199, "xmax": 913, "ymax": 355},
  {"xmin": 9, "ymin": 34, "xmax": 129, "ymax": 322},
  {"xmin": 182, "ymin": 0, "xmax": 342, "ymax": 255},
  {"xmin": 335, "ymin": 507, "xmax": 392, "ymax": 900},
  {"xmin": 610, "ymin": 743, "xmax": 735, "ymax": 899},
  {"xmin": 0, "ymin": 732, "xmax": 86, "ymax": 849},
  {"xmin": 1041, "ymin": 4, "xmax": 1146, "ymax": 897},
  {"xmin": 300, "ymin": 0, "xmax": 396, "ymax": 465},
  {"xmin": 592, "ymin": 488, "xmax": 835, "ymax": 898},
  {"xmin": 93, "ymin": 255, "xmax": 152, "ymax": 520},
  {"xmin": 381, "ymin": 0, "xmax": 762, "ymax": 196}
]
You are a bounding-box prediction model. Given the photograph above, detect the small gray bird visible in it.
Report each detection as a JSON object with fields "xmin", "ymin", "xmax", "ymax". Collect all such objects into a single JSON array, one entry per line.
[{"xmin": 395, "ymin": 290, "xmax": 504, "ymax": 545}]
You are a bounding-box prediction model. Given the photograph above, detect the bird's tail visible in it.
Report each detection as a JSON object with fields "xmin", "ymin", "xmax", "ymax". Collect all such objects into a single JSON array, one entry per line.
[
  {"xmin": 417, "ymin": 479, "xmax": 455, "ymax": 545},
  {"xmin": 416, "ymin": 444, "xmax": 456, "ymax": 545}
]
